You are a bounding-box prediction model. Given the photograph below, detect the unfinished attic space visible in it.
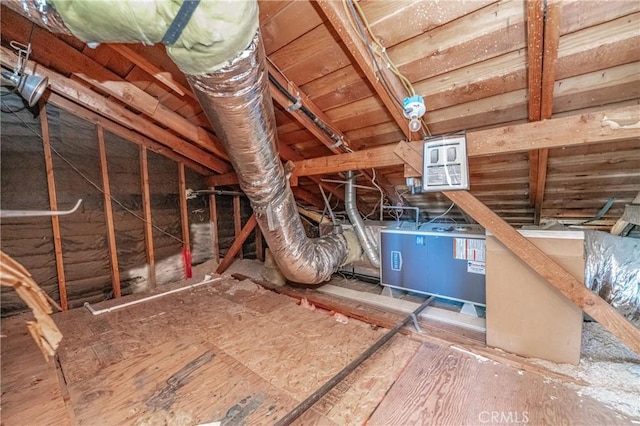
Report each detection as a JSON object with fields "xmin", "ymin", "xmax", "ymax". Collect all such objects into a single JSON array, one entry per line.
[{"xmin": 1, "ymin": 0, "xmax": 640, "ymax": 424}]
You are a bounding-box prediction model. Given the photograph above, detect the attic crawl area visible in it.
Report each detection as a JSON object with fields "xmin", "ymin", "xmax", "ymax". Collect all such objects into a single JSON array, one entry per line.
[{"xmin": 0, "ymin": 0, "xmax": 639, "ymax": 424}]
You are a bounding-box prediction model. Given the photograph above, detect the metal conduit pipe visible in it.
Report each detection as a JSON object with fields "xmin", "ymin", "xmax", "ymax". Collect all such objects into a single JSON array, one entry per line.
[
  {"xmin": 8, "ymin": 0, "xmax": 362, "ymax": 284},
  {"xmin": 345, "ymin": 171, "xmax": 380, "ymax": 268}
]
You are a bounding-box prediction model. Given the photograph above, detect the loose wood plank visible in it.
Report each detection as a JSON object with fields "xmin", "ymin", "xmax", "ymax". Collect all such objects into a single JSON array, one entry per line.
[
  {"xmin": 140, "ymin": 147, "xmax": 156, "ymax": 289},
  {"xmin": 216, "ymin": 215, "xmax": 257, "ymax": 274}
]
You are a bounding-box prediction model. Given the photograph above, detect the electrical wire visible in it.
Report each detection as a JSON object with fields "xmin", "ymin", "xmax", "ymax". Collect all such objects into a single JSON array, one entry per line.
[
  {"xmin": 426, "ymin": 203, "xmax": 456, "ymax": 223},
  {"xmin": 2, "ymin": 100, "xmax": 185, "ymax": 244},
  {"xmin": 342, "ymin": 0, "xmax": 432, "ymax": 137}
]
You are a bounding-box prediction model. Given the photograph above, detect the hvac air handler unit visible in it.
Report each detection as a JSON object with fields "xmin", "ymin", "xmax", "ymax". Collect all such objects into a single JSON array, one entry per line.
[{"xmin": 380, "ymin": 222, "xmax": 486, "ymax": 305}]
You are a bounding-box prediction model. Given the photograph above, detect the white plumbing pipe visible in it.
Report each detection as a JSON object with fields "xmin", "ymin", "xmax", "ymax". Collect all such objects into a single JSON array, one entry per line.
[{"xmin": 83, "ymin": 275, "xmax": 224, "ymax": 316}]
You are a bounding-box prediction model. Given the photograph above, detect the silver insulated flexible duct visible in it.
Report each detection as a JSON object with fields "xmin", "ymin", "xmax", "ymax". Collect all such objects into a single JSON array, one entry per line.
[
  {"xmin": 7, "ymin": 0, "xmax": 361, "ymax": 284},
  {"xmin": 188, "ymin": 34, "xmax": 361, "ymax": 283},
  {"xmin": 345, "ymin": 171, "xmax": 380, "ymax": 268}
]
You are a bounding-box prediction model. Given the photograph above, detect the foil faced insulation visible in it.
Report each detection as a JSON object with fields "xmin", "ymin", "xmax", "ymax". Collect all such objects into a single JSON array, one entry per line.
[
  {"xmin": 585, "ymin": 230, "xmax": 640, "ymax": 326},
  {"xmin": 188, "ymin": 32, "xmax": 360, "ymax": 284}
]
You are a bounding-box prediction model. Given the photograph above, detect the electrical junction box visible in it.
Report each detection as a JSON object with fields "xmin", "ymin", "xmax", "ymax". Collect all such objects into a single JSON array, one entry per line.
[
  {"xmin": 380, "ymin": 222, "xmax": 486, "ymax": 305},
  {"xmin": 422, "ymin": 134, "xmax": 469, "ymax": 191}
]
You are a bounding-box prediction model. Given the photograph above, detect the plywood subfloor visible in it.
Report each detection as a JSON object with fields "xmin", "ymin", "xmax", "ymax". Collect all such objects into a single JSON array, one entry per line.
[
  {"xmin": 2, "ymin": 271, "xmax": 636, "ymax": 425},
  {"xmin": 368, "ymin": 341, "xmax": 636, "ymax": 425}
]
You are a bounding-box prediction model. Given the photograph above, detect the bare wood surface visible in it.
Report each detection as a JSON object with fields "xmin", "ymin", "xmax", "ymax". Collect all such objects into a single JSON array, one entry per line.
[
  {"xmin": 140, "ymin": 147, "xmax": 156, "ymax": 289},
  {"xmin": 289, "ymin": 105, "xmax": 640, "ymax": 177},
  {"xmin": 209, "ymin": 191, "xmax": 220, "ymax": 262},
  {"xmin": 534, "ymin": 2, "xmax": 561, "ymax": 223},
  {"xmin": 232, "ymin": 274, "xmax": 588, "ymax": 387},
  {"xmin": 611, "ymin": 191, "xmax": 640, "ymax": 235},
  {"xmin": 216, "ymin": 215, "xmax": 257, "ymax": 274},
  {"xmin": 109, "ymin": 44, "xmax": 193, "ymax": 99},
  {"xmin": 178, "ymin": 163, "xmax": 190, "ymax": 254},
  {"xmin": 233, "ymin": 195, "xmax": 243, "ymax": 260},
  {"xmin": 318, "ymin": 1, "xmax": 413, "ymax": 140},
  {"xmin": 443, "ymin": 190, "xmax": 640, "ymax": 355},
  {"xmin": 40, "ymin": 103, "xmax": 68, "ymax": 311},
  {"xmin": 0, "ymin": 314, "xmax": 69, "ymax": 425},
  {"xmin": 0, "ymin": 46, "xmax": 230, "ymax": 174},
  {"xmin": 368, "ymin": 341, "xmax": 630, "ymax": 425},
  {"xmin": 0, "ymin": 252, "xmax": 63, "ymax": 360},
  {"xmin": 97, "ymin": 126, "xmax": 121, "ymax": 298}
]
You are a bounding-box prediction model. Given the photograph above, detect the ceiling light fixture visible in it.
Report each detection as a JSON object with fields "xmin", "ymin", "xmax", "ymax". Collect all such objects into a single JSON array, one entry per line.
[
  {"xmin": 1, "ymin": 41, "xmax": 49, "ymax": 107},
  {"xmin": 403, "ymin": 95, "xmax": 426, "ymax": 133}
]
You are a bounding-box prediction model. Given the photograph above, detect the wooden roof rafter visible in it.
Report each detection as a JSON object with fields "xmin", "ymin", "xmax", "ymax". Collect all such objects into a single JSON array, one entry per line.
[
  {"xmin": 317, "ymin": 0, "xmax": 417, "ymax": 141},
  {"xmin": 527, "ymin": 0, "xmax": 562, "ymax": 225}
]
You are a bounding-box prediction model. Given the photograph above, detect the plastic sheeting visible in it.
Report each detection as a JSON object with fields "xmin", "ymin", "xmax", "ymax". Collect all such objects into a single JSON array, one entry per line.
[{"xmin": 585, "ymin": 231, "xmax": 640, "ymax": 326}]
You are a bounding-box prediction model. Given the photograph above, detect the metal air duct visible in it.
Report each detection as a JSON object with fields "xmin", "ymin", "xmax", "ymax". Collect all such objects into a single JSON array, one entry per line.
[
  {"xmin": 345, "ymin": 171, "xmax": 380, "ymax": 267},
  {"xmin": 7, "ymin": 0, "xmax": 362, "ymax": 284}
]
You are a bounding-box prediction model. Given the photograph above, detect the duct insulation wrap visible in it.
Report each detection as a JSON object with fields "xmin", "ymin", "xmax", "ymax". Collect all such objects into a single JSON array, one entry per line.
[
  {"xmin": 345, "ymin": 171, "xmax": 380, "ymax": 268},
  {"xmin": 188, "ymin": 32, "xmax": 361, "ymax": 284},
  {"xmin": 13, "ymin": 0, "xmax": 258, "ymax": 75},
  {"xmin": 584, "ymin": 231, "xmax": 640, "ymax": 326}
]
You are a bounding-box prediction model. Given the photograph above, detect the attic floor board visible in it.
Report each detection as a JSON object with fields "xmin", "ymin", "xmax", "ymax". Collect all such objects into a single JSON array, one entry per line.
[
  {"xmin": 0, "ymin": 276, "xmax": 420, "ymax": 425},
  {"xmin": 367, "ymin": 342, "xmax": 632, "ymax": 425},
  {"xmin": 2, "ymin": 273, "xmax": 633, "ymax": 425}
]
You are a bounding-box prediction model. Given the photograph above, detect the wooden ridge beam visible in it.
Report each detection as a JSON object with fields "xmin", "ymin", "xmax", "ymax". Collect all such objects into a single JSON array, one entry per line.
[
  {"xmin": 318, "ymin": 0, "xmax": 414, "ymax": 140},
  {"xmin": 0, "ymin": 47, "xmax": 229, "ymax": 174},
  {"xmin": 288, "ymin": 105, "xmax": 640, "ymax": 178},
  {"xmin": 443, "ymin": 191, "xmax": 640, "ymax": 355},
  {"xmin": 216, "ymin": 215, "xmax": 257, "ymax": 274}
]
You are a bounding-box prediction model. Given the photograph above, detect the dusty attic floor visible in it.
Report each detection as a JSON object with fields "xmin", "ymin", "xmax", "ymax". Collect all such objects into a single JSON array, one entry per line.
[{"xmin": 1, "ymin": 259, "xmax": 639, "ymax": 425}]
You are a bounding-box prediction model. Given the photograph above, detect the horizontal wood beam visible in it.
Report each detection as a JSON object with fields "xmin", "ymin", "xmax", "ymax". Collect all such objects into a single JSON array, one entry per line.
[
  {"xmin": 0, "ymin": 46, "xmax": 229, "ymax": 174},
  {"xmin": 291, "ymin": 105, "xmax": 640, "ymax": 177},
  {"xmin": 443, "ymin": 190, "xmax": 640, "ymax": 355}
]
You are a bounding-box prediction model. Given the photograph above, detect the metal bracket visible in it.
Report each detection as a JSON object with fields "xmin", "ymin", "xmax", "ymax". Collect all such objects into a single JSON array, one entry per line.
[{"xmin": 285, "ymin": 96, "xmax": 302, "ymax": 112}]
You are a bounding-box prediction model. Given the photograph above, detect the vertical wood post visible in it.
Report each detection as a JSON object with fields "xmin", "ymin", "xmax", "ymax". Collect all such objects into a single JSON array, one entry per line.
[
  {"xmin": 209, "ymin": 189, "xmax": 220, "ymax": 262},
  {"xmin": 233, "ymin": 194, "xmax": 243, "ymax": 259},
  {"xmin": 178, "ymin": 163, "xmax": 190, "ymax": 251},
  {"xmin": 140, "ymin": 146, "xmax": 156, "ymax": 289},
  {"xmin": 40, "ymin": 104, "xmax": 68, "ymax": 310},
  {"xmin": 255, "ymin": 227, "xmax": 264, "ymax": 262},
  {"xmin": 97, "ymin": 125, "xmax": 121, "ymax": 298}
]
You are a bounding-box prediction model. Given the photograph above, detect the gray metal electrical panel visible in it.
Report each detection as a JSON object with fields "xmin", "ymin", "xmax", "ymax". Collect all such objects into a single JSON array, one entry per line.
[{"xmin": 380, "ymin": 222, "xmax": 486, "ymax": 305}]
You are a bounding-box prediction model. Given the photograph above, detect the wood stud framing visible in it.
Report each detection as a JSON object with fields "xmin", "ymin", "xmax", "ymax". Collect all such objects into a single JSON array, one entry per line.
[
  {"xmin": 178, "ymin": 163, "xmax": 190, "ymax": 254},
  {"xmin": 40, "ymin": 104, "xmax": 68, "ymax": 311},
  {"xmin": 233, "ymin": 195, "xmax": 244, "ymax": 260},
  {"xmin": 140, "ymin": 147, "xmax": 156, "ymax": 289},
  {"xmin": 97, "ymin": 125, "xmax": 122, "ymax": 298},
  {"xmin": 209, "ymin": 191, "xmax": 220, "ymax": 262}
]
